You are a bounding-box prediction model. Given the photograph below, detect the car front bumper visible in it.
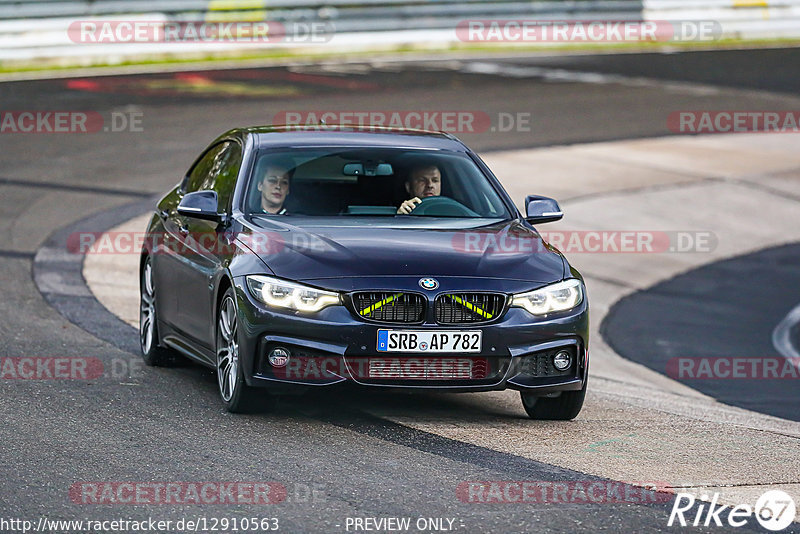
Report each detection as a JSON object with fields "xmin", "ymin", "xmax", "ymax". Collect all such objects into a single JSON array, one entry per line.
[{"xmin": 232, "ymin": 277, "xmax": 589, "ymax": 394}]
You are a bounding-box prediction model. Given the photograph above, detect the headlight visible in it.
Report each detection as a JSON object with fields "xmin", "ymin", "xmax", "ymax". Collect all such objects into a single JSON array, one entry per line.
[
  {"xmin": 246, "ymin": 275, "xmax": 341, "ymax": 313},
  {"xmin": 511, "ymin": 279, "xmax": 583, "ymax": 316}
]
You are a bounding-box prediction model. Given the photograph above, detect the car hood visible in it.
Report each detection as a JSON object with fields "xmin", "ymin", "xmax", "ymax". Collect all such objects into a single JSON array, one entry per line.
[{"xmin": 237, "ymin": 216, "xmax": 566, "ymax": 284}]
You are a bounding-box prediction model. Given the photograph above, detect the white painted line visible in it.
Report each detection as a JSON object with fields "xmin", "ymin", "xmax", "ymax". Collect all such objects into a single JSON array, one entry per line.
[
  {"xmin": 36, "ymin": 271, "xmax": 92, "ymax": 297},
  {"xmin": 460, "ymin": 60, "xmax": 723, "ymax": 95},
  {"xmin": 773, "ymin": 302, "xmax": 800, "ymax": 362}
]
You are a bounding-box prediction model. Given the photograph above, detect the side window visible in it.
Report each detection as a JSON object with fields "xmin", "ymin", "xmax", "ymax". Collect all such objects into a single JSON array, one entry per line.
[
  {"xmin": 183, "ymin": 141, "xmax": 242, "ymax": 211},
  {"xmin": 213, "ymin": 142, "xmax": 242, "ymax": 211}
]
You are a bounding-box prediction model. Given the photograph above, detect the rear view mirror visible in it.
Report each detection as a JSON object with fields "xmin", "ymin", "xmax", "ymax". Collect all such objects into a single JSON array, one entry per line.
[
  {"xmin": 343, "ymin": 162, "xmax": 393, "ymax": 176},
  {"xmin": 177, "ymin": 191, "xmax": 223, "ymax": 222},
  {"xmin": 524, "ymin": 195, "xmax": 563, "ymax": 224}
]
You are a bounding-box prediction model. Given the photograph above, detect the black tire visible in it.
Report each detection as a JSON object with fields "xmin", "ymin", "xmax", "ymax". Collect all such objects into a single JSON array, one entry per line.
[
  {"xmin": 139, "ymin": 256, "xmax": 177, "ymax": 366},
  {"xmin": 216, "ymin": 288, "xmax": 260, "ymax": 413},
  {"xmin": 520, "ymin": 380, "xmax": 587, "ymax": 420}
]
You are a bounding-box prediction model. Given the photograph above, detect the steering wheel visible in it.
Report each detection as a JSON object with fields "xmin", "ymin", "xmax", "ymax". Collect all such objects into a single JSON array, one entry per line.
[{"xmin": 409, "ymin": 196, "xmax": 478, "ymax": 217}]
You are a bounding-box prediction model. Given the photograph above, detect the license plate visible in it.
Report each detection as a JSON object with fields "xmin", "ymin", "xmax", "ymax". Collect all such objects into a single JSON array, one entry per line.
[{"xmin": 376, "ymin": 330, "xmax": 482, "ymax": 353}]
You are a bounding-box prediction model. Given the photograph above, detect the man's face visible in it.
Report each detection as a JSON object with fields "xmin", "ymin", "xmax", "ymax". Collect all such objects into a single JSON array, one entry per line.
[
  {"xmin": 406, "ymin": 166, "xmax": 441, "ymax": 198},
  {"xmin": 258, "ymin": 166, "xmax": 290, "ymax": 210}
]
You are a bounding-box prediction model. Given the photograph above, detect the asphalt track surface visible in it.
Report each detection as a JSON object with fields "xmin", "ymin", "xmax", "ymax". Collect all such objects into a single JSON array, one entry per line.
[
  {"xmin": 603, "ymin": 243, "xmax": 800, "ymax": 422},
  {"xmin": 2, "ymin": 48, "xmax": 800, "ymax": 533}
]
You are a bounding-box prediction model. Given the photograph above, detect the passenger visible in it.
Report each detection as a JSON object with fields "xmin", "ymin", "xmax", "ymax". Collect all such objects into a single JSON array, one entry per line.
[{"xmin": 257, "ymin": 157, "xmax": 294, "ymax": 215}]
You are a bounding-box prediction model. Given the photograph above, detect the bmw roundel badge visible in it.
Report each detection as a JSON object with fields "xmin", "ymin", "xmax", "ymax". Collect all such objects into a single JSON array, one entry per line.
[{"xmin": 419, "ymin": 278, "xmax": 439, "ymax": 291}]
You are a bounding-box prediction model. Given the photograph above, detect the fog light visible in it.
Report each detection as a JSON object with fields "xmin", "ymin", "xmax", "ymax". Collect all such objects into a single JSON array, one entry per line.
[
  {"xmin": 552, "ymin": 350, "xmax": 571, "ymax": 371},
  {"xmin": 268, "ymin": 347, "xmax": 291, "ymax": 368}
]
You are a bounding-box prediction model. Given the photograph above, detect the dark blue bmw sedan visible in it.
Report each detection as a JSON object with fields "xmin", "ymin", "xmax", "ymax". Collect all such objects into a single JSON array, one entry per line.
[{"xmin": 139, "ymin": 125, "xmax": 588, "ymax": 418}]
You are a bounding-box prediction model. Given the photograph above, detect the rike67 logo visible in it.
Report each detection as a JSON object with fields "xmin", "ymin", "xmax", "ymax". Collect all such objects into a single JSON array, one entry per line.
[{"xmin": 669, "ymin": 490, "xmax": 796, "ymax": 531}]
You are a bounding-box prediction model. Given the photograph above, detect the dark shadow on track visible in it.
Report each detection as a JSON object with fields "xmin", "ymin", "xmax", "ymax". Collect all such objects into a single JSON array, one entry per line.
[
  {"xmin": 602, "ymin": 243, "xmax": 800, "ymax": 422},
  {"xmin": 504, "ymin": 48, "xmax": 800, "ymax": 95}
]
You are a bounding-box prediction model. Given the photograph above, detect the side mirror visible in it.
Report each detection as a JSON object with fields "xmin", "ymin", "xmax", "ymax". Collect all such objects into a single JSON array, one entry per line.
[
  {"xmin": 524, "ymin": 195, "xmax": 563, "ymax": 224},
  {"xmin": 177, "ymin": 191, "xmax": 223, "ymax": 222}
]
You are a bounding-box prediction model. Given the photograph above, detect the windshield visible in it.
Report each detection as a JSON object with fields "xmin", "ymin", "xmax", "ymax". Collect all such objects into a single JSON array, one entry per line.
[{"xmin": 244, "ymin": 148, "xmax": 512, "ymax": 219}]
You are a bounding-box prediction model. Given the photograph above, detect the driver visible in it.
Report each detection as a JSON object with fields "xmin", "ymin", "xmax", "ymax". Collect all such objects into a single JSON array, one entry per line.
[
  {"xmin": 257, "ymin": 157, "xmax": 294, "ymax": 215},
  {"xmin": 396, "ymin": 164, "xmax": 442, "ymax": 214}
]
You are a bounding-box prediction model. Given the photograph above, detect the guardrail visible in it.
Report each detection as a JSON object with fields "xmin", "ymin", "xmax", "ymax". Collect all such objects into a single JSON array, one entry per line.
[
  {"xmin": 0, "ymin": 0, "xmax": 643, "ymax": 21},
  {"xmin": 0, "ymin": 0, "xmax": 645, "ymax": 64},
  {"xmin": 0, "ymin": 0, "xmax": 796, "ymax": 66},
  {"xmin": 644, "ymin": 0, "xmax": 800, "ymax": 39}
]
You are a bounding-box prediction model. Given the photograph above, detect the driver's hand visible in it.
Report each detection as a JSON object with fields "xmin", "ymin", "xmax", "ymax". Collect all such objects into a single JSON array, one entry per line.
[{"xmin": 397, "ymin": 197, "xmax": 422, "ymax": 215}]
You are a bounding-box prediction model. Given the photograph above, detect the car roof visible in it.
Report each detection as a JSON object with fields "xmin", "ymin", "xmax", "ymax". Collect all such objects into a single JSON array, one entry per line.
[{"xmin": 239, "ymin": 125, "xmax": 469, "ymax": 152}]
